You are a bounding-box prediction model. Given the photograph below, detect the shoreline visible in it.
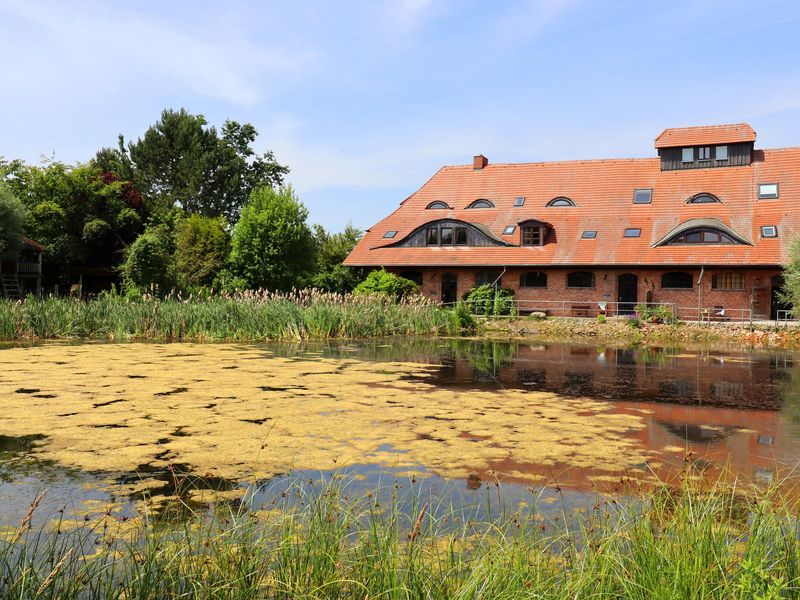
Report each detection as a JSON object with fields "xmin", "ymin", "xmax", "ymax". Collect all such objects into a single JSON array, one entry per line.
[{"xmin": 483, "ymin": 316, "xmax": 800, "ymax": 350}]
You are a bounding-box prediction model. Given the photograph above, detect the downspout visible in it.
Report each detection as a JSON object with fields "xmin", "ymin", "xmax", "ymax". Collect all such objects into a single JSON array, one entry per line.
[
  {"xmin": 697, "ymin": 266, "xmax": 705, "ymax": 320},
  {"xmin": 491, "ymin": 267, "xmax": 507, "ymax": 290}
]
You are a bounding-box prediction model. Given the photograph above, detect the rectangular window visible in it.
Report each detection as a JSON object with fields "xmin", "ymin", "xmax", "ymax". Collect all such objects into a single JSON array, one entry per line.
[
  {"xmin": 514, "ymin": 196, "xmax": 525, "ymax": 207},
  {"xmin": 712, "ymin": 272, "xmax": 744, "ymax": 290},
  {"xmin": 454, "ymin": 227, "xmax": 468, "ymax": 245},
  {"xmin": 581, "ymin": 230, "xmax": 597, "ymax": 239},
  {"xmin": 698, "ymin": 147, "xmax": 711, "ymax": 161},
  {"xmin": 633, "ymin": 188, "xmax": 652, "ymax": 204},
  {"xmin": 383, "ymin": 231, "xmax": 397, "ymax": 238},
  {"xmin": 681, "ymin": 148, "xmax": 694, "ymax": 163},
  {"xmin": 758, "ymin": 183, "xmax": 779, "ymax": 199},
  {"xmin": 426, "ymin": 228, "xmax": 438, "ymax": 246},
  {"xmin": 503, "ymin": 225, "xmax": 516, "ymax": 235},
  {"xmin": 522, "ymin": 226, "xmax": 542, "ymax": 246},
  {"xmin": 761, "ymin": 225, "xmax": 778, "ymax": 238},
  {"xmin": 623, "ymin": 228, "xmax": 641, "ymax": 238},
  {"xmin": 440, "ymin": 227, "xmax": 453, "ymax": 245},
  {"xmin": 716, "ymin": 145, "xmax": 728, "ymax": 160}
]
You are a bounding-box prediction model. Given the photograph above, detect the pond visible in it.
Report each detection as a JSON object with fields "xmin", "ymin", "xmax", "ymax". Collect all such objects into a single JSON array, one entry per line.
[{"xmin": 1, "ymin": 338, "xmax": 799, "ymax": 528}]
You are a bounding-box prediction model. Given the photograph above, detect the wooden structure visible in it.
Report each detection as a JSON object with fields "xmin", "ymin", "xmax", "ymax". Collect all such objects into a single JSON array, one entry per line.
[{"xmin": 0, "ymin": 237, "xmax": 45, "ymax": 299}]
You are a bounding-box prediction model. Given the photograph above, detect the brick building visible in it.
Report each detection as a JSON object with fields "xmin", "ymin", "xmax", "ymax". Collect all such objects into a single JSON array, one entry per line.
[{"xmin": 344, "ymin": 123, "xmax": 799, "ymax": 320}]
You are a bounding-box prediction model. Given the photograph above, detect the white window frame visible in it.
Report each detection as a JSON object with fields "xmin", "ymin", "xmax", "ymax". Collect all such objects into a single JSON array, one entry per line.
[
  {"xmin": 761, "ymin": 226, "xmax": 778, "ymax": 238},
  {"xmin": 758, "ymin": 183, "xmax": 779, "ymax": 199},
  {"xmin": 716, "ymin": 145, "xmax": 728, "ymax": 160},
  {"xmin": 503, "ymin": 225, "xmax": 516, "ymax": 235},
  {"xmin": 681, "ymin": 148, "xmax": 694, "ymax": 163}
]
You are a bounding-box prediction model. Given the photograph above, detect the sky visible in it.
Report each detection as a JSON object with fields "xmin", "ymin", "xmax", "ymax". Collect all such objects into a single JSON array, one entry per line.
[{"xmin": 2, "ymin": 0, "xmax": 800, "ymax": 232}]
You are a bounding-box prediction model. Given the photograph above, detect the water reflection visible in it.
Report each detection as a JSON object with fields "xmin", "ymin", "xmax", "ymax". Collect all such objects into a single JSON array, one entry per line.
[{"xmin": 1, "ymin": 338, "xmax": 800, "ymax": 526}]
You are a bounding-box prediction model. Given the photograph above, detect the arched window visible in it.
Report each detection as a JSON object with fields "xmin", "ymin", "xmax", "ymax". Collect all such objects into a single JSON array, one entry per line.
[
  {"xmin": 476, "ymin": 270, "xmax": 501, "ymax": 286},
  {"xmin": 667, "ymin": 227, "xmax": 737, "ymax": 244},
  {"xmin": 712, "ymin": 272, "xmax": 745, "ymax": 290},
  {"xmin": 520, "ymin": 271, "xmax": 547, "ymax": 288},
  {"xmin": 467, "ymin": 199, "xmax": 495, "ymax": 209},
  {"xmin": 686, "ymin": 193, "xmax": 721, "ymax": 204},
  {"xmin": 567, "ymin": 271, "xmax": 595, "ymax": 288},
  {"xmin": 546, "ymin": 197, "xmax": 576, "ymax": 207},
  {"xmin": 426, "ymin": 201, "xmax": 450, "ymax": 209},
  {"xmin": 661, "ymin": 272, "xmax": 693, "ymax": 289},
  {"xmin": 399, "ymin": 270, "xmax": 423, "ymax": 285}
]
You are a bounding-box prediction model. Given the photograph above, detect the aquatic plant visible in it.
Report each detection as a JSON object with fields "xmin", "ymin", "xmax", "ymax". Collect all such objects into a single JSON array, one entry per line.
[
  {"xmin": 0, "ymin": 290, "xmax": 469, "ymax": 341},
  {"xmin": 1, "ymin": 473, "xmax": 800, "ymax": 598}
]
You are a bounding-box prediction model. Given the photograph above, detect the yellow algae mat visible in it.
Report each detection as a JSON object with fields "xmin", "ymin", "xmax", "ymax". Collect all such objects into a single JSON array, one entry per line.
[{"xmin": 0, "ymin": 343, "xmax": 646, "ymax": 484}]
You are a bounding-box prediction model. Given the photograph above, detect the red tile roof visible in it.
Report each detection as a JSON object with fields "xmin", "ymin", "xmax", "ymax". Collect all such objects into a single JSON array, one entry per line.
[
  {"xmin": 654, "ymin": 123, "xmax": 756, "ymax": 148},
  {"xmin": 344, "ymin": 144, "xmax": 800, "ymax": 269}
]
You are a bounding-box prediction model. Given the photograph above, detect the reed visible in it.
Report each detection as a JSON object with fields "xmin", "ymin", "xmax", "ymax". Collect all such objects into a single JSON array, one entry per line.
[
  {"xmin": 0, "ymin": 290, "xmax": 468, "ymax": 341},
  {"xmin": 1, "ymin": 474, "xmax": 799, "ymax": 599}
]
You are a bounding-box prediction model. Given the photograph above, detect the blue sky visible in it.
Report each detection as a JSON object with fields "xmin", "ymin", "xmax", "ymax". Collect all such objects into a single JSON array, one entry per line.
[{"xmin": 2, "ymin": 0, "xmax": 800, "ymax": 232}]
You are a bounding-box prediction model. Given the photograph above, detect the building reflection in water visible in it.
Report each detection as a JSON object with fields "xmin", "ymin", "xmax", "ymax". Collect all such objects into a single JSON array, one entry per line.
[{"xmin": 436, "ymin": 340, "xmax": 800, "ymax": 487}]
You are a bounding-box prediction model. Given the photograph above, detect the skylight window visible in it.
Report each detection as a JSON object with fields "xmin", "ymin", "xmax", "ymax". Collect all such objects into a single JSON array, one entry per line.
[
  {"xmin": 758, "ymin": 183, "xmax": 779, "ymax": 199},
  {"xmin": 383, "ymin": 231, "xmax": 397, "ymax": 238},
  {"xmin": 623, "ymin": 228, "xmax": 641, "ymax": 238},
  {"xmin": 761, "ymin": 226, "xmax": 778, "ymax": 238},
  {"xmin": 503, "ymin": 225, "xmax": 516, "ymax": 235},
  {"xmin": 581, "ymin": 230, "xmax": 597, "ymax": 239},
  {"xmin": 514, "ymin": 196, "xmax": 525, "ymax": 207},
  {"xmin": 633, "ymin": 189, "xmax": 652, "ymax": 204}
]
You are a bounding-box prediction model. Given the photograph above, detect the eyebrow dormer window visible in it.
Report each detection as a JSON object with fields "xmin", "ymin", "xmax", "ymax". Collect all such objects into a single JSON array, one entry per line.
[
  {"xmin": 546, "ymin": 197, "xmax": 575, "ymax": 207},
  {"xmin": 667, "ymin": 227, "xmax": 737, "ymax": 244},
  {"xmin": 467, "ymin": 199, "xmax": 494, "ymax": 209},
  {"xmin": 687, "ymin": 193, "xmax": 721, "ymax": 204},
  {"xmin": 426, "ymin": 201, "xmax": 449, "ymax": 209}
]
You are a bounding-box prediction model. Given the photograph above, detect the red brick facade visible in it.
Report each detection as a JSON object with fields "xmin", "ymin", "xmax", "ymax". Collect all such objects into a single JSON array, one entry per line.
[{"xmin": 394, "ymin": 266, "xmax": 781, "ymax": 320}]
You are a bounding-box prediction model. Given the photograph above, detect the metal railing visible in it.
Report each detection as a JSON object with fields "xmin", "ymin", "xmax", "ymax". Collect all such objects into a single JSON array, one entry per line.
[
  {"xmin": 443, "ymin": 298, "xmax": 756, "ymax": 322},
  {"xmin": 776, "ymin": 310, "xmax": 798, "ymax": 326}
]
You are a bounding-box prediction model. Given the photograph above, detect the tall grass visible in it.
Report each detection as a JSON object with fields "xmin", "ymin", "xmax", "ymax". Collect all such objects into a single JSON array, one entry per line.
[
  {"xmin": 0, "ymin": 290, "xmax": 467, "ymax": 341},
  {"xmin": 2, "ymin": 475, "xmax": 800, "ymax": 598}
]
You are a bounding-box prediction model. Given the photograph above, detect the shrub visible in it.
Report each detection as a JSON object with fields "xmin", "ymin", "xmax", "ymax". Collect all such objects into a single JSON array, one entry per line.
[
  {"xmin": 120, "ymin": 228, "xmax": 174, "ymax": 295},
  {"xmin": 597, "ymin": 314, "xmax": 606, "ymax": 324},
  {"xmin": 464, "ymin": 284, "xmax": 516, "ymax": 316},
  {"xmin": 353, "ymin": 269, "xmax": 419, "ymax": 299},
  {"xmin": 635, "ymin": 303, "xmax": 676, "ymax": 324},
  {"xmin": 450, "ymin": 301, "xmax": 478, "ymax": 332}
]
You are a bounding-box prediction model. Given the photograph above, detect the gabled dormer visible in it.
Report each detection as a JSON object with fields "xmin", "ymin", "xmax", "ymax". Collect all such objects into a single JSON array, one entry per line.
[{"xmin": 655, "ymin": 123, "xmax": 755, "ymax": 171}]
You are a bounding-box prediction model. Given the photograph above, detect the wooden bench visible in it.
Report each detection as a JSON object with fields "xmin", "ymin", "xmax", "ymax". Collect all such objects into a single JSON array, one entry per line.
[{"xmin": 571, "ymin": 304, "xmax": 592, "ymax": 317}]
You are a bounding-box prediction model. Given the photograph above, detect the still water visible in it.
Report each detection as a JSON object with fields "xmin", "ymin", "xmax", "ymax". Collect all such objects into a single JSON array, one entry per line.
[{"xmin": 0, "ymin": 338, "xmax": 799, "ymax": 526}]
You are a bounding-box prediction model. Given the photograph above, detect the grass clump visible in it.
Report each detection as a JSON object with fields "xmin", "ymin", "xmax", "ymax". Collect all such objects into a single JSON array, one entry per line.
[
  {"xmin": 0, "ymin": 289, "xmax": 471, "ymax": 341},
  {"xmin": 2, "ymin": 474, "xmax": 800, "ymax": 598}
]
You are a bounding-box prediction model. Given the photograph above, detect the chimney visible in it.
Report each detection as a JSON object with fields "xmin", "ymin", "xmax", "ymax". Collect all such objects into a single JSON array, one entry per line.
[{"xmin": 473, "ymin": 154, "xmax": 488, "ymax": 170}]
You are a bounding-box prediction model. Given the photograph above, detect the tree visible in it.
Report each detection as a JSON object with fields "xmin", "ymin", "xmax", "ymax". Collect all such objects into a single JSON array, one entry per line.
[
  {"xmin": 2, "ymin": 161, "xmax": 145, "ymax": 290},
  {"xmin": 310, "ymin": 223, "xmax": 363, "ymax": 292},
  {"xmin": 0, "ymin": 184, "xmax": 25, "ymax": 257},
  {"xmin": 120, "ymin": 227, "xmax": 174, "ymax": 295},
  {"xmin": 96, "ymin": 109, "xmax": 289, "ymax": 221},
  {"xmin": 172, "ymin": 214, "xmax": 230, "ymax": 290},
  {"xmin": 353, "ymin": 269, "xmax": 419, "ymax": 299},
  {"xmin": 229, "ymin": 186, "xmax": 315, "ymax": 290},
  {"xmin": 781, "ymin": 237, "xmax": 800, "ymax": 312}
]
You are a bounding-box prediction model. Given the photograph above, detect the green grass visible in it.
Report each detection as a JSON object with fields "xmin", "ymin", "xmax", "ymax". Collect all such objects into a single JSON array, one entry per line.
[
  {"xmin": 0, "ymin": 290, "xmax": 469, "ymax": 341},
  {"xmin": 2, "ymin": 475, "xmax": 800, "ymax": 599}
]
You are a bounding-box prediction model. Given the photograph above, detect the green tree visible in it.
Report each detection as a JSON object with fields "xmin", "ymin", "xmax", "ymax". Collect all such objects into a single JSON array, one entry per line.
[
  {"xmin": 0, "ymin": 184, "xmax": 26, "ymax": 257},
  {"xmin": 2, "ymin": 161, "xmax": 145, "ymax": 290},
  {"xmin": 353, "ymin": 269, "xmax": 419, "ymax": 299},
  {"xmin": 780, "ymin": 237, "xmax": 800, "ymax": 312},
  {"xmin": 96, "ymin": 109, "xmax": 289, "ymax": 221},
  {"xmin": 120, "ymin": 227, "xmax": 174, "ymax": 295},
  {"xmin": 229, "ymin": 186, "xmax": 315, "ymax": 290},
  {"xmin": 172, "ymin": 214, "xmax": 230, "ymax": 290},
  {"xmin": 310, "ymin": 223, "xmax": 363, "ymax": 292}
]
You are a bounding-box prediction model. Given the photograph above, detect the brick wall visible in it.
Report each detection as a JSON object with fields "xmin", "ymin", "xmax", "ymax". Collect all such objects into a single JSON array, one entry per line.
[{"xmin": 391, "ymin": 266, "xmax": 781, "ymax": 319}]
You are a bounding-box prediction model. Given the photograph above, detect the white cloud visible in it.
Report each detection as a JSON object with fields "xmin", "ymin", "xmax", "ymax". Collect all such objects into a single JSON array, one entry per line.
[{"xmin": 0, "ymin": 0, "xmax": 312, "ymax": 106}]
